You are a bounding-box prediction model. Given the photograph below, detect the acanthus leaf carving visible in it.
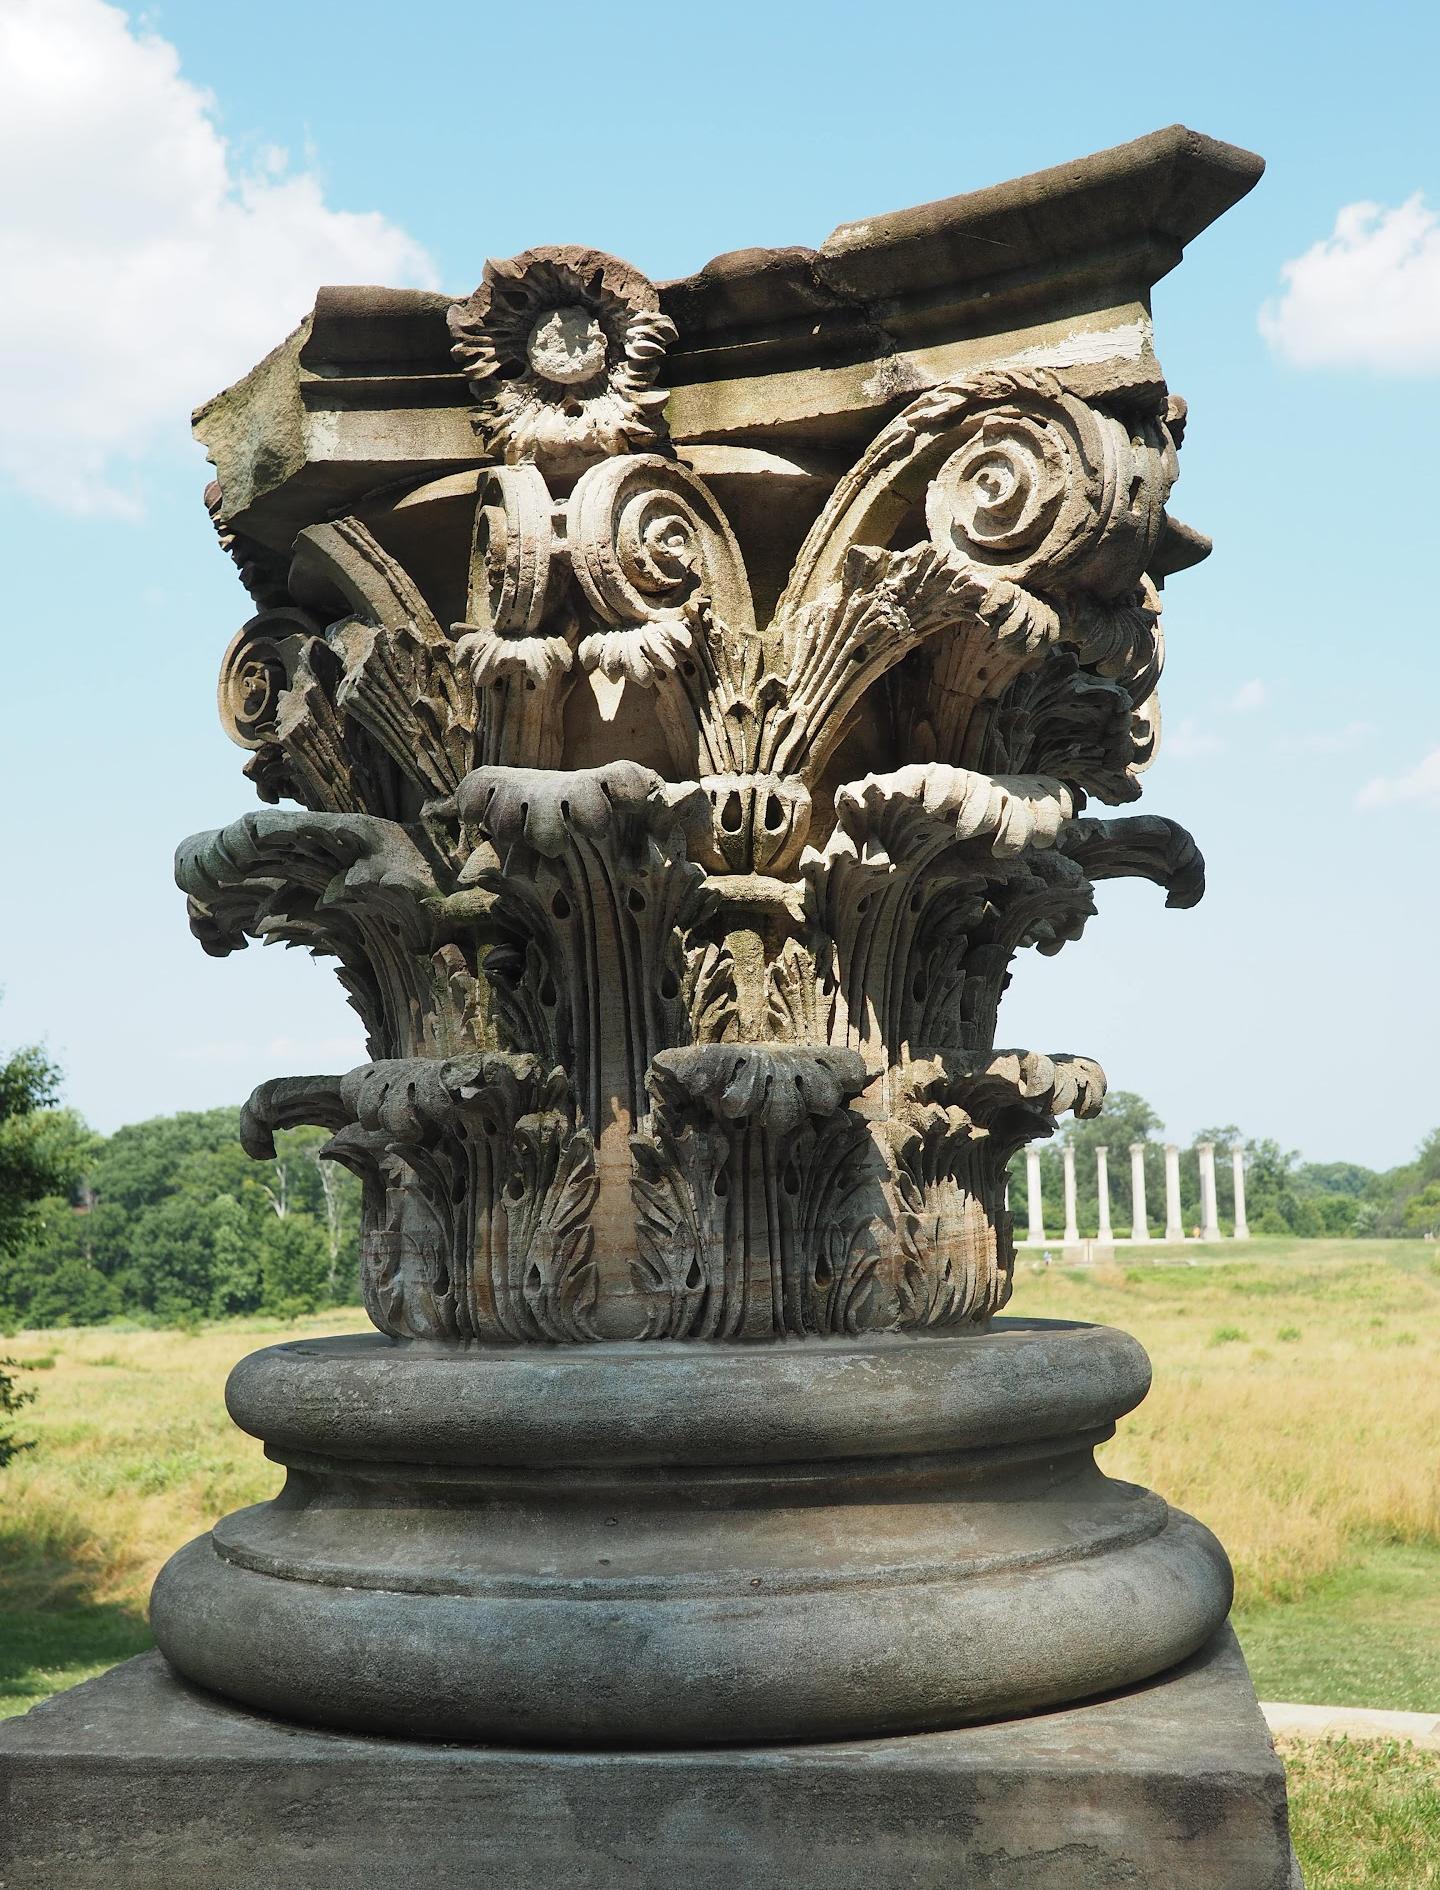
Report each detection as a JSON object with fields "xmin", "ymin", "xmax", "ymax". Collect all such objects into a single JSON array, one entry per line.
[
  {"xmin": 630, "ymin": 1045, "xmax": 884, "ymax": 1340},
  {"xmin": 764, "ymin": 367, "xmax": 1180, "ymax": 792},
  {"xmin": 175, "ymin": 809, "xmax": 462, "ymax": 1057},
  {"xmin": 452, "ymin": 762, "xmax": 737, "ymax": 1125},
  {"xmin": 245, "ymin": 1055, "xmax": 597, "ymax": 1344},
  {"xmin": 882, "ymin": 1049, "xmax": 1106, "ymax": 1329}
]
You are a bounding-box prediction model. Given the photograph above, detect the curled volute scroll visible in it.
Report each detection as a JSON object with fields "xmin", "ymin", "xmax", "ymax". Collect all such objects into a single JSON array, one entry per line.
[
  {"xmin": 194, "ymin": 245, "xmax": 1209, "ymax": 1344},
  {"xmin": 449, "ymin": 257, "xmax": 761, "ymax": 776},
  {"xmin": 766, "ymin": 367, "xmax": 1180, "ymax": 792}
]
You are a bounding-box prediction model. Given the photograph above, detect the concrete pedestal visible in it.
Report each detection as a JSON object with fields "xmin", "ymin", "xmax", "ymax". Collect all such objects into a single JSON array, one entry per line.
[{"xmin": 0, "ymin": 1631, "xmax": 1300, "ymax": 1889}]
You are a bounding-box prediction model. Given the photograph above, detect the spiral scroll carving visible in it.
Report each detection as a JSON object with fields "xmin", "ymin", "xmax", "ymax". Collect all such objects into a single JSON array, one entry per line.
[
  {"xmin": 924, "ymin": 387, "xmax": 1174, "ymax": 595},
  {"xmin": 570, "ymin": 454, "xmax": 757, "ymax": 690},
  {"xmin": 216, "ymin": 608, "xmax": 318, "ymax": 749},
  {"xmin": 468, "ymin": 465, "xmax": 555, "ymax": 641}
]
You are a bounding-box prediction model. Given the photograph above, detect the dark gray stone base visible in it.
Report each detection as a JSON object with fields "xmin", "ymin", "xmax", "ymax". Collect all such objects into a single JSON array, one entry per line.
[
  {"xmin": 150, "ymin": 1324, "xmax": 1235, "ymax": 1746},
  {"xmin": 0, "ymin": 1628, "xmax": 1300, "ymax": 1890}
]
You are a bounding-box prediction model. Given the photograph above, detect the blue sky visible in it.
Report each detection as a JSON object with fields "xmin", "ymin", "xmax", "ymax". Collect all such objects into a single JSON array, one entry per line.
[{"xmin": 1, "ymin": 0, "xmax": 1437, "ymax": 1166}]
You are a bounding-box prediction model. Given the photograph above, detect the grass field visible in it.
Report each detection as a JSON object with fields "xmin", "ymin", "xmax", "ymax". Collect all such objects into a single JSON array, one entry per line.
[
  {"xmin": 2, "ymin": 1238, "xmax": 1438, "ymax": 1883},
  {"xmin": 1014, "ymin": 1238, "xmax": 1440, "ymax": 1706}
]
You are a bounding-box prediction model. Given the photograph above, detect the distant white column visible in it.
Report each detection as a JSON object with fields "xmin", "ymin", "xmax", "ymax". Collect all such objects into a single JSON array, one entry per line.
[
  {"xmin": 1025, "ymin": 1145, "xmax": 1045, "ymax": 1245},
  {"xmin": 1231, "ymin": 1145, "xmax": 1250, "ymax": 1240},
  {"xmin": 1198, "ymin": 1141, "xmax": 1221, "ymax": 1242},
  {"xmin": 1062, "ymin": 1144, "xmax": 1079, "ymax": 1245},
  {"xmin": 1095, "ymin": 1146, "xmax": 1112, "ymax": 1244},
  {"xmin": 1164, "ymin": 1143, "xmax": 1184, "ymax": 1242},
  {"xmin": 1129, "ymin": 1143, "xmax": 1150, "ymax": 1242}
]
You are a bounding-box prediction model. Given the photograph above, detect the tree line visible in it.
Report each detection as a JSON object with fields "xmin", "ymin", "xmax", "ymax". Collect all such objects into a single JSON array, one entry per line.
[
  {"xmin": 1, "ymin": 1030, "xmax": 361, "ymax": 1332},
  {"xmin": 4, "ymin": 1028, "xmax": 1440, "ymax": 1334}
]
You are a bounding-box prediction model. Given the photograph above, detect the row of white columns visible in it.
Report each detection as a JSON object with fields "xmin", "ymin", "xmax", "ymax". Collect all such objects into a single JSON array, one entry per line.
[{"xmin": 1022, "ymin": 1141, "xmax": 1248, "ymax": 1246}]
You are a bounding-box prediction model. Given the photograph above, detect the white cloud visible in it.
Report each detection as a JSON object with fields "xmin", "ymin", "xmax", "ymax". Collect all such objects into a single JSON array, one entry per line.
[
  {"xmin": 1163, "ymin": 718, "xmax": 1225, "ymax": 761},
  {"xmin": 0, "ymin": 0, "xmax": 438, "ymax": 512},
  {"xmin": 1261, "ymin": 196, "xmax": 1440, "ymax": 373},
  {"xmin": 1356, "ymin": 748, "xmax": 1440, "ymax": 811},
  {"xmin": 1229, "ymin": 678, "xmax": 1268, "ymax": 714},
  {"xmin": 1278, "ymin": 720, "xmax": 1375, "ymax": 757}
]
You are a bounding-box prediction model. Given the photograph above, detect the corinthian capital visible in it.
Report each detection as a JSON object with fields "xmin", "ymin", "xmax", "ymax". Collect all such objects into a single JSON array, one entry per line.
[{"xmin": 184, "ymin": 159, "xmax": 1233, "ymax": 1344}]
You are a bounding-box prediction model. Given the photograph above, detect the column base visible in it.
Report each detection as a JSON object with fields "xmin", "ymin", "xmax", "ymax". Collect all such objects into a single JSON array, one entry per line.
[
  {"xmin": 147, "ymin": 1322, "xmax": 1232, "ymax": 1745},
  {"xmin": 0, "ymin": 1631, "xmax": 1301, "ymax": 1889}
]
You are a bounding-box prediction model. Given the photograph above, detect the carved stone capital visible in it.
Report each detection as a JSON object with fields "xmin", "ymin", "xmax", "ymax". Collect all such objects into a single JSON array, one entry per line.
[{"xmin": 184, "ymin": 232, "xmax": 1213, "ymax": 1344}]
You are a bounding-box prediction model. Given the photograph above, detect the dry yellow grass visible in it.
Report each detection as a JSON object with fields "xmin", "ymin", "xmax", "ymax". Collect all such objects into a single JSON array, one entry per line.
[
  {"xmin": 2, "ymin": 1240, "xmax": 1437, "ymax": 1620},
  {"xmin": 1, "ymin": 1312, "xmax": 345, "ymax": 1615},
  {"xmin": 1014, "ymin": 1240, "xmax": 1440, "ymax": 1602}
]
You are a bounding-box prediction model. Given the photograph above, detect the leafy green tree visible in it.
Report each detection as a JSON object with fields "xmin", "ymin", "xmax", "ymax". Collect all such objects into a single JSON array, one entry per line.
[
  {"xmin": 90, "ymin": 1108, "xmax": 247, "ymax": 1216},
  {"xmin": 0, "ymin": 1040, "xmax": 92, "ymax": 1256},
  {"xmin": 0, "ymin": 1195, "xmax": 118, "ymax": 1327},
  {"xmin": 0, "ymin": 1357, "xmax": 35, "ymax": 1471},
  {"xmin": 259, "ymin": 1213, "xmax": 331, "ymax": 1314},
  {"xmin": 1313, "ymin": 1193, "xmax": 1358, "ymax": 1235},
  {"xmin": 207, "ymin": 1193, "xmax": 263, "ymax": 1317},
  {"xmin": 1402, "ymin": 1182, "xmax": 1440, "ymax": 1238},
  {"xmin": 284, "ymin": 1127, "xmax": 360, "ymax": 1298},
  {"xmin": 1369, "ymin": 1129, "xmax": 1440, "ymax": 1236},
  {"xmin": 1, "ymin": 1025, "xmax": 95, "ymax": 1325},
  {"xmin": 1297, "ymin": 1161, "xmax": 1374, "ymax": 1198},
  {"xmin": 1, "ymin": 1031, "xmax": 366, "ymax": 1327},
  {"xmin": 117, "ymin": 1190, "xmax": 266, "ymax": 1323}
]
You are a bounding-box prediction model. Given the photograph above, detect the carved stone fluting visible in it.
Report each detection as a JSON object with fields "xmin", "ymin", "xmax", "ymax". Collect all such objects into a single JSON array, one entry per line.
[
  {"xmin": 1025, "ymin": 1145, "xmax": 1045, "ymax": 1245},
  {"xmin": 877, "ymin": 1049, "xmax": 1104, "ymax": 1324},
  {"xmin": 1198, "ymin": 1139, "xmax": 1222, "ymax": 1241},
  {"xmin": 1165, "ymin": 1140, "xmax": 1186, "ymax": 1242},
  {"xmin": 1096, "ymin": 1145, "xmax": 1114, "ymax": 1243},
  {"xmin": 1130, "ymin": 1142, "xmax": 1151, "ymax": 1242},
  {"xmin": 183, "ymin": 245, "xmax": 1206, "ymax": 1347},
  {"xmin": 1063, "ymin": 1142, "xmax": 1080, "ymax": 1245}
]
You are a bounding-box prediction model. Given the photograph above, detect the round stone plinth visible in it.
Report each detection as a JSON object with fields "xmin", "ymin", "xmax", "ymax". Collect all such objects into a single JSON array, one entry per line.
[{"xmin": 150, "ymin": 1319, "xmax": 1232, "ymax": 1747}]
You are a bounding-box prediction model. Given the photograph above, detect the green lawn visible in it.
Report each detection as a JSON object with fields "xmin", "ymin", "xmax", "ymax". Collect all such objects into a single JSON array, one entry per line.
[
  {"xmin": 0, "ymin": 1602, "xmax": 151, "ymax": 1720},
  {"xmin": 1236, "ymin": 1540, "xmax": 1440, "ymax": 1712},
  {"xmin": 1282, "ymin": 1737, "xmax": 1440, "ymax": 1890}
]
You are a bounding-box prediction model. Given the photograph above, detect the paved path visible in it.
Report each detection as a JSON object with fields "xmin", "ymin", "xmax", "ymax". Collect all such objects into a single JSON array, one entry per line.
[{"xmin": 1261, "ymin": 1701, "xmax": 1440, "ymax": 1748}]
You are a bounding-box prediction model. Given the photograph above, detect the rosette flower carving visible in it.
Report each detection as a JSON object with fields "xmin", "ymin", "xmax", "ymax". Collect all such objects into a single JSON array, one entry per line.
[{"xmin": 447, "ymin": 247, "xmax": 678, "ymax": 478}]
